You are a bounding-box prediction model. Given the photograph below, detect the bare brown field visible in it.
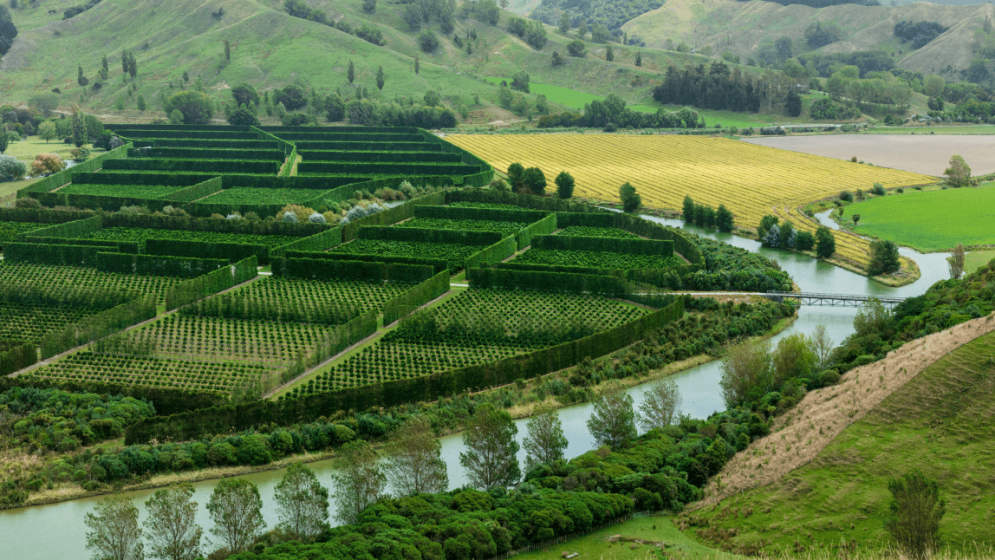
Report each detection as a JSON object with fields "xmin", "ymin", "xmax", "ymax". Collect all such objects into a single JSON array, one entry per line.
[
  {"xmin": 694, "ymin": 312, "xmax": 995, "ymax": 508},
  {"xmin": 743, "ymin": 135, "xmax": 995, "ymax": 176}
]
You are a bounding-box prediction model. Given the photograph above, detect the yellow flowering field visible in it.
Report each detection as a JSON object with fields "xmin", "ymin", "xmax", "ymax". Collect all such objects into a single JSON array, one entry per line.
[{"xmin": 447, "ymin": 135, "xmax": 935, "ymax": 269}]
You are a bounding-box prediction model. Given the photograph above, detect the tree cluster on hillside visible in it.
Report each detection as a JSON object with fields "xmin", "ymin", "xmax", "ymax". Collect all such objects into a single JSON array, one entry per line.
[
  {"xmin": 63, "ymin": 0, "xmax": 102, "ymax": 20},
  {"xmin": 737, "ymin": 0, "xmax": 877, "ymax": 7},
  {"xmin": 0, "ymin": 4, "xmax": 17, "ymax": 57},
  {"xmin": 894, "ymin": 21, "xmax": 947, "ymax": 49},
  {"xmin": 531, "ymin": 0, "xmax": 664, "ymax": 34},
  {"xmin": 283, "ymin": 0, "xmax": 388, "ymax": 46},
  {"xmin": 538, "ymin": 93, "xmax": 704, "ymax": 130},
  {"xmin": 798, "ymin": 51, "xmax": 894, "ymax": 78},
  {"xmin": 508, "ymin": 17, "xmax": 548, "ymax": 50},
  {"xmin": 653, "ymin": 62, "xmax": 762, "ymax": 113}
]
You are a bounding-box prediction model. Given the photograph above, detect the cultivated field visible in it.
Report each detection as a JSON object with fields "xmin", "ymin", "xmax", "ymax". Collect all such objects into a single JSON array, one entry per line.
[
  {"xmin": 846, "ymin": 186, "xmax": 995, "ymax": 251},
  {"xmin": 448, "ymin": 135, "xmax": 934, "ymax": 271},
  {"xmin": 744, "ymin": 135, "xmax": 995, "ymax": 176}
]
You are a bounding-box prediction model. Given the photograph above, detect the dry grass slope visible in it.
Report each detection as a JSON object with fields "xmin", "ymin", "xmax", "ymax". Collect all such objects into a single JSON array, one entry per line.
[{"xmin": 694, "ymin": 311, "xmax": 995, "ymax": 509}]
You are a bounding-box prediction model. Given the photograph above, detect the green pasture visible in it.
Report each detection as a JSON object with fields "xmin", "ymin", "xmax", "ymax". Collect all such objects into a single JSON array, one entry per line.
[
  {"xmin": 847, "ymin": 186, "xmax": 995, "ymax": 251},
  {"xmin": 965, "ymin": 250, "xmax": 995, "ymax": 275}
]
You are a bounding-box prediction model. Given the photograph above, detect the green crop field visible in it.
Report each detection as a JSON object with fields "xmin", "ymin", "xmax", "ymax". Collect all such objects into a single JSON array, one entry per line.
[
  {"xmin": 225, "ymin": 276, "xmax": 409, "ymax": 316},
  {"xmin": 289, "ymin": 288, "xmax": 648, "ymax": 397},
  {"xmin": 966, "ymin": 250, "xmax": 995, "ymax": 275},
  {"xmin": 512, "ymin": 248, "xmax": 682, "ymax": 270},
  {"xmin": 848, "ymin": 187, "xmax": 995, "ymax": 250},
  {"xmin": 57, "ymin": 184, "xmax": 187, "ymax": 199},
  {"xmin": 0, "ymin": 303, "xmax": 104, "ymax": 344},
  {"xmin": 0, "ymin": 221, "xmax": 50, "ymax": 245},
  {"xmin": 398, "ymin": 217, "xmax": 528, "ymax": 234},
  {"xmin": 331, "ymin": 239, "xmax": 484, "ymax": 272},
  {"xmin": 0, "ymin": 262, "xmax": 184, "ymax": 302},
  {"xmin": 557, "ymin": 226, "xmax": 640, "ymax": 238},
  {"xmin": 81, "ymin": 227, "xmax": 302, "ymax": 250}
]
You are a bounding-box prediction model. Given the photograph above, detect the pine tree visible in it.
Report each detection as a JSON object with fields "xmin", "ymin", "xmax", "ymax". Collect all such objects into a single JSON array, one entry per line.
[
  {"xmin": 224, "ymin": 37, "xmax": 231, "ymax": 61},
  {"xmin": 635, "ymin": 51, "xmax": 642, "ymax": 66},
  {"xmin": 414, "ymin": 55, "xmax": 420, "ymax": 75},
  {"xmin": 605, "ymin": 45, "xmax": 614, "ymax": 62},
  {"xmin": 348, "ymin": 60, "xmax": 355, "ymax": 84},
  {"xmin": 376, "ymin": 65, "xmax": 385, "ymax": 91}
]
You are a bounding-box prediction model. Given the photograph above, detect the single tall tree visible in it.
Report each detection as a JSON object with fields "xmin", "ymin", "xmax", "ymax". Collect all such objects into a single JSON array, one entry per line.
[
  {"xmin": 275, "ymin": 462, "xmax": 330, "ymax": 541},
  {"xmin": 810, "ymin": 324, "xmax": 834, "ymax": 369},
  {"xmin": 332, "ymin": 441, "xmax": 386, "ymax": 525},
  {"xmin": 460, "ymin": 403, "xmax": 521, "ymax": 489},
  {"xmin": 815, "ymin": 226, "xmax": 835, "ymax": 258},
  {"xmin": 885, "ymin": 468, "xmax": 945, "ymax": 560},
  {"xmin": 943, "ymin": 154, "xmax": 971, "ymax": 188},
  {"xmin": 554, "ymin": 171, "xmax": 575, "ymax": 199},
  {"xmin": 415, "ymin": 55, "xmax": 420, "ymax": 75},
  {"xmin": 77, "ymin": 65, "xmax": 89, "ymax": 87},
  {"xmin": 947, "ymin": 242, "xmax": 965, "ymax": 280},
  {"xmin": 869, "ymin": 239, "xmax": 901, "ymax": 276},
  {"xmin": 376, "ymin": 65, "xmax": 385, "ymax": 91},
  {"xmin": 605, "ymin": 44, "xmax": 614, "ymax": 61},
  {"xmin": 682, "ymin": 195, "xmax": 695, "ymax": 222},
  {"xmin": 385, "ymin": 416, "xmax": 448, "ymax": 496},
  {"xmin": 720, "ymin": 339, "xmax": 772, "ymax": 408},
  {"xmin": 348, "ymin": 60, "xmax": 355, "ymax": 84},
  {"xmin": 523, "ymin": 403, "xmax": 569, "ymax": 472},
  {"xmin": 144, "ymin": 485, "xmax": 202, "ymax": 560},
  {"xmin": 619, "ymin": 182, "xmax": 641, "ymax": 212},
  {"xmin": 715, "ymin": 204, "xmax": 734, "ymax": 232},
  {"xmin": 85, "ymin": 496, "xmax": 144, "ymax": 560},
  {"xmin": 70, "ymin": 105, "xmax": 87, "ymax": 148},
  {"xmin": 224, "ymin": 37, "xmax": 231, "ymax": 61},
  {"xmin": 363, "ymin": 0, "xmax": 376, "ymax": 13},
  {"xmin": 206, "ymin": 478, "xmax": 265, "ymax": 554},
  {"xmin": 587, "ymin": 381, "xmax": 638, "ymax": 449},
  {"xmin": 639, "ymin": 378, "xmax": 682, "ymax": 431},
  {"xmin": 559, "ymin": 12, "xmax": 570, "ymax": 34},
  {"xmin": 635, "ymin": 51, "xmax": 642, "ymax": 66},
  {"xmin": 38, "ymin": 121, "xmax": 57, "ymax": 143}
]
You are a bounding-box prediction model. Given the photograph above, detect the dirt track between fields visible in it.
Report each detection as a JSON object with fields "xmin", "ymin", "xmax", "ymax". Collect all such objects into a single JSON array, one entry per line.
[
  {"xmin": 693, "ymin": 312, "xmax": 995, "ymax": 509},
  {"xmin": 744, "ymin": 135, "xmax": 995, "ymax": 176}
]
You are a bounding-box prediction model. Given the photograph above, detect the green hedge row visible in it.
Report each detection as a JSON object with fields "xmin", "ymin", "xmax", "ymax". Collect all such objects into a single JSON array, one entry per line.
[
  {"xmin": 556, "ymin": 212, "xmax": 616, "ymax": 229},
  {"xmin": 270, "ymin": 227, "xmax": 343, "ymax": 259},
  {"xmin": 103, "ymin": 213, "xmax": 328, "ymax": 237},
  {"xmin": 95, "ymin": 252, "xmax": 138, "ymax": 274},
  {"xmin": 109, "ymin": 125, "xmax": 252, "ymax": 132},
  {"xmin": 468, "ymin": 267, "xmax": 633, "ymax": 295},
  {"xmin": 40, "ymin": 296, "xmax": 158, "ymax": 359},
  {"xmin": 533, "ymin": 235, "xmax": 674, "ymax": 257},
  {"xmin": 94, "ymin": 252, "xmax": 227, "ymax": 278},
  {"xmin": 71, "ymin": 172, "xmax": 216, "ymax": 187},
  {"xmin": 5, "ymin": 242, "xmax": 101, "ymax": 266},
  {"xmin": 129, "ymin": 148, "xmax": 285, "ymax": 161},
  {"xmin": 358, "ymin": 225, "xmax": 502, "ymax": 246},
  {"xmin": 124, "ymin": 299, "xmax": 682, "ymax": 444},
  {"xmin": 165, "ymin": 256, "xmax": 258, "ymax": 311},
  {"xmin": 493, "ymin": 262, "xmax": 609, "ymax": 275},
  {"xmin": 160, "ymin": 177, "xmax": 224, "ymax": 203},
  {"xmin": 415, "ymin": 130, "xmax": 493, "ymax": 181},
  {"xmin": 259, "ymin": 125, "xmax": 418, "ymax": 133},
  {"xmin": 18, "ymin": 215, "xmax": 101, "ymax": 241},
  {"xmin": 444, "ymin": 189, "xmax": 601, "ymax": 213},
  {"xmin": 284, "ymin": 251, "xmax": 449, "ymax": 275},
  {"xmin": 144, "ymin": 238, "xmax": 269, "ymax": 265},
  {"xmin": 17, "ymin": 143, "xmax": 132, "ymax": 195},
  {"xmin": 516, "ymin": 213, "xmax": 558, "ymax": 250},
  {"xmin": 298, "ymin": 161, "xmax": 477, "ymax": 176},
  {"xmin": 302, "ymin": 151, "xmax": 462, "ymax": 164},
  {"xmin": 0, "ymin": 208, "xmax": 95, "ymax": 224},
  {"xmin": 112, "ymin": 130, "xmax": 260, "ymax": 140},
  {"xmin": 0, "ymin": 341, "xmax": 38, "ymax": 376},
  {"xmin": 103, "ymin": 159, "xmax": 280, "ymax": 175},
  {"xmin": 276, "ymin": 132, "xmax": 423, "ymax": 142},
  {"xmin": 36, "ymin": 192, "xmax": 180, "ymax": 212},
  {"xmin": 272, "ymin": 257, "xmax": 434, "ymax": 284},
  {"xmin": 215, "ymin": 175, "xmax": 358, "ymax": 190},
  {"xmin": 24, "ymin": 237, "xmax": 138, "ymax": 254},
  {"xmin": 612, "ymin": 214, "xmax": 705, "ymax": 266},
  {"xmin": 414, "ymin": 205, "xmax": 549, "ymax": 224},
  {"xmin": 279, "ymin": 145, "xmax": 297, "ymax": 178},
  {"xmin": 249, "ymin": 126, "xmax": 296, "ymax": 157},
  {"xmin": 383, "ymin": 270, "xmax": 450, "ymax": 325},
  {"xmin": 341, "ymin": 191, "xmax": 446, "ymax": 241},
  {"xmin": 147, "ymin": 139, "xmax": 279, "ymax": 150},
  {"xmin": 465, "ymin": 235, "xmax": 517, "ymax": 269},
  {"xmin": 295, "ymin": 141, "xmax": 440, "ymax": 152}
]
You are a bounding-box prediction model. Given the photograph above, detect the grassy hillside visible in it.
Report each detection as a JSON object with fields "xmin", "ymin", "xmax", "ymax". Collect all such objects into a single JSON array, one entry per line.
[
  {"xmin": 622, "ymin": 0, "xmax": 994, "ymax": 81},
  {"xmin": 684, "ymin": 311, "xmax": 995, "ymax": 553},
  {"xmin": 0, "ymin": 0, "xmax": 800, "ymax": 126}
]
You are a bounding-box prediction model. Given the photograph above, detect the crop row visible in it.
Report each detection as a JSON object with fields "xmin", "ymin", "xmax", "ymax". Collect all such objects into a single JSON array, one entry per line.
[
  {"xmin": 229, "ymin": 277, "xmax": 408, "ymax": 315},
  {"xmin": 0, "ymin": 262, "xmax": 184, "ymax": 303},
  {"xmin": 512, "ymin": 248, "xmax": 683, "ymax": 270},
  {"xmin": 295, "ymin": 289, "xmax": 647, "ymax": 394},
  {"xmin": 81, "ymin": 227, "xmax": 301, "ymax": 250},
  {"xmin": 448, "ymin": 202, "xmax": 524, "ymax": 211},
  {"xmin": 330, "ymin": 239, "xmax": 483, "ymax": 272},
  {"xmin": 139, "ymin": 315, "xmax": 339, "ymax": 366},
  {"xmin": 28, "ymin": 352, "xmax": 270, "ymax": 394},
  {"xmin": 398, "ymin": 217, "xmax": 528, "ymax": 235},
  {"xmin": 557, "ymin": 226, "xmax": 640, "ymax": 239},
  {"xmin": 0, "ymin": 303, "xmax": 101, "ymax": 343}
]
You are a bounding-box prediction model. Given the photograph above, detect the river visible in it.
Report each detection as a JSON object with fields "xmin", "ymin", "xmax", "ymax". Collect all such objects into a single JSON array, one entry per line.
[{"xmin": 0, "ymin": 214, "xmax": 953, "ymax": 558}]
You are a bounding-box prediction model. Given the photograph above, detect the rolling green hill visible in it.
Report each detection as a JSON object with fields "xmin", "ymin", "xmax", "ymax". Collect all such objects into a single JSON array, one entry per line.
[
  {"xmin": 0, "ymin": 0, "xmax": 788, "ymax": 125},
  {"xmin": 622, "ymin": 0, "xmax": 994, "ymax": 81}
]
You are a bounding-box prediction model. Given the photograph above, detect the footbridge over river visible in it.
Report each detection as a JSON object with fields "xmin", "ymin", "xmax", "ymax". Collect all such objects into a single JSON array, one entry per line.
[{"xmin": 764, "ymin": 291, "xmax": 906, "ymax": 308}]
